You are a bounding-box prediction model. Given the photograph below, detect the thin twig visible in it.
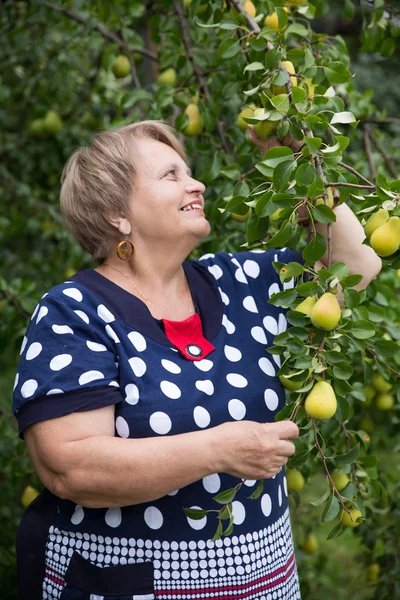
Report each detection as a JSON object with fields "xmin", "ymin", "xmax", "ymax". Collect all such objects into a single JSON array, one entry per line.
[
  {"xmin": 370, "ymin": 133, "xmax": 398, "ymax": 179},
  {"xmin": 338, "ymin": 162, "xmax": 374, "ymax": 186},
  {"xmin": 363, "ymin": 127, "xmax": 376, "ymax": 180},
  {"xmin": 364, "ymin": 117, "xmax": 400, "ymax": 125},
  {"xmin": 340, "ymin": 423, "xmax": 361, "ymax": 489},
  {"xmin": 41, "ymin": 1, "xmax": 158, "ymax": 61},
  {"xmin": 325, "ymin": 182, "xmax": 375, "ymax": 189},
  {"xmin": 366, "ymin": 347, "xmax": 400, "ymax": 377}
]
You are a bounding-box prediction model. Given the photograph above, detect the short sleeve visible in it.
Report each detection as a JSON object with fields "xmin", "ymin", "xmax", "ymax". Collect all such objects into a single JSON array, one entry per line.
[{"xmin": 12, "ymin": 286, "xmax": 122, "ymax": 437}]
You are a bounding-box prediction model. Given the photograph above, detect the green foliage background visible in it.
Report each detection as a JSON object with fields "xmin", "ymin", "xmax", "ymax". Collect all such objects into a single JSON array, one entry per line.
[{"xmin": 1, "ymin": 0, "xmax": 400, "ymax": 598}]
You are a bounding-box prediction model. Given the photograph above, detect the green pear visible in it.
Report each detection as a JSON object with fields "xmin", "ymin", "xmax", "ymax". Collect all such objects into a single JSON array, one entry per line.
[
  {"xmin": 279, "ymin": 369, "xmax": 311, "ymax": 391},
  {"xmin": 296, "ymin": 296, "xmax": 317, "ymax": 316},
  {"xmin": 363, "ymin": 384, "xmax": 376, "ymax": 406},
  {"xmin": 182, "ymin": 103, "xmax": 203, "ymax": 136},
  {"xmin": 237, "ymin": 104, "xmax": 256, "ymax": 131},
  {"xmin": 364, "ymin": 208, "xmax": 389, "ymax": 239},
  {"xmin": 271, "ymin": 60, "xmax": 297, "ymax": 95},
  {"xmin": 253, "ymin": 108, "xmax": 279, "ymax": 140},
  {"xmin": 43, "ymin": 110, "xmax": 63, "ymax": 135},
  {"xmin": 332, "ymin": 469, "xmax": 350, "ymax": 491},
  {"xmin": 157, "ymin": 68, "xmax": 177, "ymax": 87},
  {"xmin": 370, "ymin": 217, "xmax": 400, "ymax": 257},
  {"xmin": 371, "ymin": 373, "xmax": 392, "ymax": 393},
  {"xmin": 316, "ymin": 187, "xmax": 334, "ymax": 208},
  {"xmin": 28, "ymin": 118, "xmax": 46, "ymax": 137},
  {"xmin": 112, "ymin": 55, "xmax": 131, "ymax": 78},
  {"xmin": 310, "ymin": 292, "xmax": 341, "ymax": 331},
  {"xmin": 304, "ymin": 380, "xmax": 337, "ymax": 420},
  {"xmin": 376, "ymin": 393, "xmax": 394, "ymax": 411}
]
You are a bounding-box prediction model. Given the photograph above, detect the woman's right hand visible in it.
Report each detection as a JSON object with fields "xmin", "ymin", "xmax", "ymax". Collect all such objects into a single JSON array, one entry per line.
[{"xmin": 216, "ymin": 420, "xmax": 299, "ymax": 480}]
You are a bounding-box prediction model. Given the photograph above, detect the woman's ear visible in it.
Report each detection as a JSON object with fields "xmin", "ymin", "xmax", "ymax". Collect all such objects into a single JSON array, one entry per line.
[{"xmin": 108, "ymin": 215, "xmax": 131, "ymax": 236}]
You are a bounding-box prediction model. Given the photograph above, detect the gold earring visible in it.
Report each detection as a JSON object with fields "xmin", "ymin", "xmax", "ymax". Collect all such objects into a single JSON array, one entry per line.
[{"xmin": 116, "ymin": 235, "xmax": 134, "ymax": 260}]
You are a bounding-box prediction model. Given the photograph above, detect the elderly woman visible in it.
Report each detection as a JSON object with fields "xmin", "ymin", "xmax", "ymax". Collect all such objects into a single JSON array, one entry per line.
[{"xmin": 13, "ymin": 121, "xmax": 381, "ymax": 600}]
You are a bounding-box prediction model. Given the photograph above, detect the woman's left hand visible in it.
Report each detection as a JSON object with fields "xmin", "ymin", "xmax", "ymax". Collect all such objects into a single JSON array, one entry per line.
[{"xmin": 248, "ymin": 124, "xmax": 304, "ymax": 154}]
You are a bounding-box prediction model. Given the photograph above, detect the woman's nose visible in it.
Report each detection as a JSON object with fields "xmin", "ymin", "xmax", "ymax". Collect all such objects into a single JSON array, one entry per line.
[{"xmin": 186, "ymin": 177, "xmax": 206, "ymax": 194}]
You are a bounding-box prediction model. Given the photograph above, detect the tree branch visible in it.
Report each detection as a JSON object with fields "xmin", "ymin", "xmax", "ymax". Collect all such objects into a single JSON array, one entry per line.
[
  {"xmin": 370, "ymin": 133, "xmax": 398, "ymax": 179},
  {"xmin": 338, "ymin": 161, "xmax": 374, "ymax": 186},
  {"xmin": 325, "ymin": 182, "xmax": 375, "ymax": 189},
  {"xmin": 41, "ymin": 1, "xmax": 158, "ymax": 61},
  {"xmin": 364, "ymin": 117, "xmax": 400, "ymax": 126}
]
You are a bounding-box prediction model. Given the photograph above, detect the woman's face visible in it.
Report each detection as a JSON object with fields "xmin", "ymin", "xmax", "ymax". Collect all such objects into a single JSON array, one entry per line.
[{"xmin": 126, "ymin": 138, "xmax": 211, "ymax": 248}]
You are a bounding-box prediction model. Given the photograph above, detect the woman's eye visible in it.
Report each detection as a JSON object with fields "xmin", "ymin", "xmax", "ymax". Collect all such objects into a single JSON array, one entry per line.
[{"xmin": 166, "ymin": 169, "xmax": 176, "ymax": 176}]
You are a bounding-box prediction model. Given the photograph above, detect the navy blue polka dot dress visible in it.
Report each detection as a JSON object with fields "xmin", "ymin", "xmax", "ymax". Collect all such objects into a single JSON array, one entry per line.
[{"xmin": 13, "ymin": 249, "xmax": 302, "ymax": 600}]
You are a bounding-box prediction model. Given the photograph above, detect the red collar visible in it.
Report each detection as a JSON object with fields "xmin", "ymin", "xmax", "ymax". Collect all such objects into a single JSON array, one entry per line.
[{"xmin": 162, "ymin": 313, "xmax": 215, "ymax": 361}]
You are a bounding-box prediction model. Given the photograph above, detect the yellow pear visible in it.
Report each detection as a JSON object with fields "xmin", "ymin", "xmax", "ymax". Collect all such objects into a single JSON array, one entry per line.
[
  {"xmin": 370, "ymin": 217, "xmax": 400, "ymax": 257},
  {"xmin": 364, "ymin": 208, "xmax": 389, "ymax": 238},
  {"xmin": 286, "ymin": 468, "xmax": 304, "ymax": 492},
  {"xmin": 264, "ymin": 7, "xmax": 288, "ymax": 30},
  {"xmin": 310, "ymin": 292, "xmax": 341, "ymax": 331},
  {"xmin": 367, "ymin": 563, "xmax": 380, "ymax": 583},
  {"xmin": 304, "ymin": 380, "xmax": 337, "ymax": 420},
  {"xmin": 272, "ymin": 60, "xmax": 297, "ymax": 95},
  {"xmin": 332, "ymin": 470, "xmax": 350, "ymax": 491},
  {"xmin": 112, "ymin": 55, "xmax": 131, "ymax": 78},
  {"xmin": 269, "ymin": 207, "xmax": 284, "ymax": 227},
  {"xmin": 253, "ymin": 108, "xmax": 279, "ymax": 140},
  {"xmin": 21, "ymin": 485, "xmax": 40, "ymax": 508},
  {"xmin": 316, "ymin": 187, "xmax": 334, "ymax": 208},
  {"xmin": 296, "ymin": 296, "xmax": 317, "ymax": 316},
  {"xmin": 230, "ymin": 0, "xmax": 256, "ymax": 17},
  {"xmin": 231, "ymin": 207, "xmax": 251, "ymax": 222},
  {"xmin": 302, "ymin": 76, "xmax": 316, "ymax": 99},
  {"xmin": 182, "ymin": 103, "xmax": 203, "ymax": 136},
  {"xmin": 375, "ymin": 393, "xmax": 394, "ymax": 411},
  {"xmin": 341, "ymin": 508, "xmax": 362, "ymax": 528},
  {"xmin": 371, "ymin": 373, "xmax": 392, "ymax": 393},
  {"xmin": 302, "ymin": 533, "xmax": 318, "ymax": 554},
  {"xmin": 237, "ymin": 104, "xmax": 256, "ymax": 131},
  {"xmin": 157, "ymin": 68, "xmax": 177, "ymax": 87}
]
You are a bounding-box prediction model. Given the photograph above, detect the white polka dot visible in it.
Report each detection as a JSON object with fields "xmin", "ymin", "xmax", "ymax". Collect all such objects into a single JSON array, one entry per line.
[
  {"xmin": 218, "ymin": 288, "xmax": 230, "ymax": 305},
  {"xmin": 199, "ymin": 253, "xmax": 215, "ymax": 261},
  {"xmin": 193, "ymin": 406, "xmax": 211, "ymax": 428},
  {"xmin": 193, "ymin": 359, "xmax": 213, "ymax": 372},
  {"xmin": 97, "ymin": 304, "xmax": 115, "ymax": 323},
  {"xmin": 36, "ymin": 306, "xmax": 48, "ymax": 323},
  {"xmin": 232, "ymin": 501, "xmax": 246, "ymax": 525},
  {"xmin": 273, "ymin": 354, "xmax": 281, "ymax": 368},
  {"xmin": 160, "ymin": 381, "xmax": 181, "ymax": 399},
  {"xmin": 243, "ymin": 296, "xmax": 258, "ymax": 313},
  {"xmin": 116, "ymin": 416, "xmax": 129, "ymax": 438},
  {"xmin": 86, "ymin": 341, "xmax": 107, "ymax": 352},
  {"xmin": 187, "ymin": 506, "xmax": 207, "ymax": 530},
  {"xmin": 168, "ymin": 490, "xmax": 179, "ymax": 496},
  {"xmin": 278, "ymin": 313, "xmax": 287, "ymax": 334},
  {"xmin": 105, "ymin": 507, "xmax": 122, "ymax": 528},
  {"xmin": 46, "ymin": 389, "xmax": 64, "ymax": 395},
  {"xmin": 20, "ymin": 336, "xmax": 28, "ymax": 355},
  {"xmin": 278, "ymin": 485, "xmax": 282, "ymax": 506},
  {"xmin": 26, "ymin": 342, "xmax": 42, "ymax": 361},
  {"xmin": 243, "ymin": 260, "xmax": 260, "ymax": 278},
  {"xmin": 244, "ymin": 479, "xmax": 256, "ymax": 487},
  {"xmin": 231, "ymin": 258, "xmax": 241, "ymax": 267},
  {"xmin": 226, "ymin": 373, "xmax": 248, "ymax": 388},
  {"xmin": 79, "ymin": 370, "xmax": 104, "ymax": 385},
  {"xmin": 109, "ymin": 381, "xmax": 119, "ymax": 388},
  {"xmin": 74, "ymin": 310, "xmax": 89, "ymax": 324},
  {"xmin": 50, "ymin": 354, "xmax": 72, "ymax": 371},
  {"xmin": 264, "ymin": 389, "xmax": 279, "ymax": 411},
  {"xmin": 63, "ymin": 288, "xmax": 83, "ymax": 302},
  {"xmin": 128, "ymin": 331, "xmax": 147, "ymax": 352},
  {"xmin": 21, "ymin": 379, "xmax": 38, "ymax": 398},
  {"xmin": 283, "ymin": 476, "xmax": 288, "ymax": 497},
  {"xmin": 129, "ymin": 357, "xmax": 146, "ymax": 377},
  {"xmin": 268, "ymin": 283, "xmax": 280, "ymax": 298},
  {"xmin": 250, "ymin": 249, "xmax": 265, "ymax": 253},
  {"xmin": 149, "ymin": 412, "xmax": 172, "ymax": 435},
  {"xmin": 235, "ymin": 268, "xmax": 248, "ymax": 284},
  {"xmin": 105, "ymin": 325, "xmax": 120, "ymax": 343},
  {"xmin": 202, "ymin": 473, "xmax": 221, "ymax": 494},
  {"xmin": 228, "ymin": 399, "xmax": 246, "ymax": 420},
  {"xmin": 195, "ymin": 380, "xmax": 214, "ymax": 395},
  {"xmin": 259, "ymin": 357, "xmax": 276, "ymax": 377},
  {"xmin": 144, "ymin": 507, "xmax": 163, "ymax": 530},
  {"xmin": 283, "ymin": 277, "xmax": 295, "ymax": 290},
  {"xmin": 222, "ymin": 314, "xmax": 235, "ymax": 334},
  {"xmin": 208, "ymin": 265, "xmax": 223, "ymax": 280},
  {"xmin": 224, "ymin": 345, "xmax": 242, "ymax": 362},
  {"xmin": 251, "ymin": 327, "xmax": 267, "ymax": 344},
  {"xmin": 261, "ymin": 494, "xmax": 272, "ymax": 517},
  {"xmin": 161, "ymin": 359, "xmax": 181, "ymax": 374},
  {"xmin": 125, "ymin": 383, "xmax": 139, "ymax": 405},
  {"xmin": 52, "ymin": 325, "xmax": 74, "ymax": 335},
  {"xmin": 31, "ymin": 305, "xmax": 39, "ymax": 320},
  {"xmin": 71, "ymin": 505, "xmax": 84, "ymax": 525},
  {"xmin": 13, "ymin": 373, "xmax": 19, "ymax": 391},
  {"xmin": 263, "ymin": 316, "xmax": 278, "ymax": 335}
]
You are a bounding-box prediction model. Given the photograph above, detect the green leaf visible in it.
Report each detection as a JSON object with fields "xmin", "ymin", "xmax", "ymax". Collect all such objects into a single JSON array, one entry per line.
[
  {"xmin": 324, "ymin": 62, "xmax": 352, "ymax": 84},
  {"xmin": 343, "ymin": 0, "xmax": 356, "ymax": 20},
  {"xmin": 219, "ymin": 18, "xmax": 240, "ymax": 30},
  {"xmin": 310, "ymin": 488, "xmax": 331, "ymax": 507},
  {"xmin": 276, "ymin": 261, "xmax": 304, "ymax": 281},
  {"xmin": 321, "ymin": 495, "xmax": 340, "ymax": 522},
  {"xmin": 268, "ymin": 288, "xmax": 298, "ymax": 308},
  {"xmin": 290, "ymin": 449, "xmax": 310, "ymax": 467},
  {"xmin": 296, "ymin": 281, "xmax": 320, "ymax": 296},
  {"xmin": 330, "ymin": 111, "xmax": 357, "ymax": 125},
  {"xmin": 217, "ymin": 39, "xmax": 241, "ymax": 60},
  {"xmin": 244, "ymin": 62, "xmax": 265, "ymax": 72},
  {"xmin": 184, "ymin": 508, "xmax": 208, "ymax": 520},
  {"xmin": 335, "ymin": 443, "xmax": 360, "ymax": 465},
  {"xmin": 246, "ymin": 216, "xmax": 269, "ymax": 243},
  {"xmin": 340, "ymin": 274, "xmax": 363, "ymax": 288},
  {"xmin": 324, "ymin": 351, "xmax": 346, "ymax": 365},
  {"xmin": 295, "ymin": 163, "xmax": 316, "ymax": 186},
  {"xmin": 270, "ymin": 94, "xmax": 290, "ymax": 115},
  {"xmin": 303, "ymin": 233, "xmax": 327, "ymax": 265},
  {"xmin": 262, "ymin": 146, "xmax": 294, "ymax": 168},
  {"xmin": 351, "ymin": 320, "xmax": 376, "ymax": 339},
  {"xmin": 249, "ymin": 480, "xmax": 264, "ymax": 500},
  {"xmin": 311, "ymin": 204, "xmax": 337, "ymax": 224},
  {"xmin": 273, "ymin": 160, "xmax": 296, "ymax": 192},
  {"xmin": 332, "ymin": 362, "xmax": 353, "ymax": 380},
  {"xmin": 304, "ymin": 137, "xmax": 322, "ymax": 156},
  {"xmin": 213, "ymin": 488, "xmax": 237, "ymax": 505},
  {"xmin": 343, "ymin": 288, "xmax": 361, "ymax": 309},
  {"xmin": 326, "ymin": 521, "xmax": 343, "ymax": 540},
  {"xmin": 266, "ymin": 221, "xmax": 295, "ymax": 248},
  {"xmin": 211, "ymin": 520, "xmax": 223, "ymax": 542}
]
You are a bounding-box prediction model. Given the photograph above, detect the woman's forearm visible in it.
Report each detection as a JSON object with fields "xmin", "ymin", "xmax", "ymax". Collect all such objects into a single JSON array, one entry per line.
[{"xmin": 315, "ymin": 203, "xmax": 382, "ymax": 288}]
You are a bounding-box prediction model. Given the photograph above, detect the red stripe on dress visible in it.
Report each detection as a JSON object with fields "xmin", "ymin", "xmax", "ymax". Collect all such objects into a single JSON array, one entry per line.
[
  {"xmin": 45, "ymin": 570, "xmax": 65, "ymax": 586},
  {"xmin": 155, "ymin": 552, "xmax": 295, "ymax": 597}
]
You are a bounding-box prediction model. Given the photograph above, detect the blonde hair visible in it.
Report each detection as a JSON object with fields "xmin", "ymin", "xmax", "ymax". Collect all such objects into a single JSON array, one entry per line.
[{"xmin": 60, "ymin": 121, "xmax": 187, "ymax": 263}]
